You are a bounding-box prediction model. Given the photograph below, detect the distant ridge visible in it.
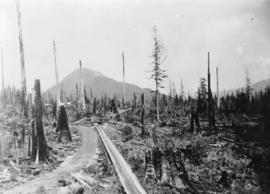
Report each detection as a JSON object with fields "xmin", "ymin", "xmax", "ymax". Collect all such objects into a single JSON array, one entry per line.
[
  {"xmin": 221, "ymin": 78, "xmax": 270, "ymax": 96},
  {"xmin": 252, "ymin": 78, "xmax": 270, "ymax": 92},
  {"xmin": 45, "ymin": 68, "xmax": 153, "ymax": 100}
]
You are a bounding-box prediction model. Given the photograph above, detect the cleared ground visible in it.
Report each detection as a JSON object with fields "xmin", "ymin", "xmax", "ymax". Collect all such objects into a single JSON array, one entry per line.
[{"xmin": 3, "ymin": 126, "xmax": 98, "ymax": 194}]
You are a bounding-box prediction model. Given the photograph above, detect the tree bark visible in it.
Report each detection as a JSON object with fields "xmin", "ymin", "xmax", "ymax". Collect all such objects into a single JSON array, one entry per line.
[
  {"xmin": 207, "ymin": 52, "xmax": 215, "ymax": 131},
  {"xmin": 57, "ymin": 105, "xmax": 72, "ymax": 142},
  {"xmin": 28, "ymin": 133, "xmax": 31, "ymax": 157},
  {"xmin": 141, "ymin": 93, "xmax": 145, "ymax": 136},
  {"xmin": 16, "ymin": 0, "xmax": 27, "ymax": 117},
  {"xmin": 31, "ymin": 79, "xmax": 48, "ymax": 162},
  {"xmin": 156, "ymin": 80, "xmax": 160, "ymax": 124}
]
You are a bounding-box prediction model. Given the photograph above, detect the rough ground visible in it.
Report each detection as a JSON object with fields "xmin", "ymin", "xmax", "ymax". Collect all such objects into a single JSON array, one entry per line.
[
  {"xmin": 97, "ymin": 125, "xmax": 147, "ymax": 194},
  {"xmin": 3, "ymin": 125, "xmax": 98, "ymax": 194}
]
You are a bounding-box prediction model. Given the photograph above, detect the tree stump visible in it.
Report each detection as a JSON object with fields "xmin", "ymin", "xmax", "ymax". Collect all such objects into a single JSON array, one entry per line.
[
  {"xmin": 57, "ymin": 105, "xmax": 72, "ymax": 143},
  {"xmin": 31, "ymin": 79, "xmax": 49, "ymax": 162}
]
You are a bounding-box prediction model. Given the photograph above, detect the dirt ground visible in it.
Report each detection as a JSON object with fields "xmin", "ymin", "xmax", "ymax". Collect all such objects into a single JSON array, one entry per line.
[{"xmin": 2, "ymin": 125, "xmax": 98, "ymax": 194}]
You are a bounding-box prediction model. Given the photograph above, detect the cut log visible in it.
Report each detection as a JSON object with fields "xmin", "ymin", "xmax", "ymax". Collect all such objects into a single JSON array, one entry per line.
[{"xmin": 71, "ymin": 173, "xmax": 91, "ymax": 189}]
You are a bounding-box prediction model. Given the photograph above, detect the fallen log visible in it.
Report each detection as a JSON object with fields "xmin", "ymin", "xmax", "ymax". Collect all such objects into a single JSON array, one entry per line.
[{"xmin": 71, "ymin": 173, "xmax": 91, "ymax": 189}]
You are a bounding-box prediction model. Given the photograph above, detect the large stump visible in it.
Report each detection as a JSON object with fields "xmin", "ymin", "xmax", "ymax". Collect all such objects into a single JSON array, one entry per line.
[
  {"xmin": 32, "ymin": 79, "xmax": 49, "ymax": 162},
  {"xmin": 57, "ymin": 105, "xmax": 72, "ymax": 143}
]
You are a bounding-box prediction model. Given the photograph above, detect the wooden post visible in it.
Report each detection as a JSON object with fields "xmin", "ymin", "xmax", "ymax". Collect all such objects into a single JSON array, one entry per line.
[
  {"xmin": 122, "ymin": 52, "xmax": 126, "ymax": 106},
  {"xmin": 15, "ymin": 0, "xmax": 27, "ymax": 117}
]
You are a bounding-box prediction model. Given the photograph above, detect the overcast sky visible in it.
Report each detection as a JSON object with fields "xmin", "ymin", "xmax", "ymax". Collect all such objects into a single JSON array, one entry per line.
[{"xmin": 0, "ymin": 0, "xmax": 270, "ymax": 94}]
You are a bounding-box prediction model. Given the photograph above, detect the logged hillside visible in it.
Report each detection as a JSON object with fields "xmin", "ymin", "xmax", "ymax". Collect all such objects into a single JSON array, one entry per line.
[
  {"xmin": 220, "ymin": 78, "xmax": 270, "ymax": 96},
  {"xmin": 45, "ymin": 68, "xmax": 153, "ymax": 100}
]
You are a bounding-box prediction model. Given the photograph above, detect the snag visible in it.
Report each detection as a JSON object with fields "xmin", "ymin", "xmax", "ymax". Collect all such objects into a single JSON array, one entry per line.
[{"xmin": 57, "ymin": 105, "xmax": 72, "ymax": 143}]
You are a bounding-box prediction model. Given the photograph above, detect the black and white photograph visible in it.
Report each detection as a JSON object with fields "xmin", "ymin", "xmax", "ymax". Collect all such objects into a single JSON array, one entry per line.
[{"xmin": 0, "ymin": 0, "xmax": 270, "ymax": 193}]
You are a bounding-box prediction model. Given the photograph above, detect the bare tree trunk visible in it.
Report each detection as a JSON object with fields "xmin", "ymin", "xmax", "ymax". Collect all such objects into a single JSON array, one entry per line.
[
  {"xmin": 53, "ymin": 40, "xmax": 59, "ymax": 84},
  {"xmin": 216, "ymin": 67, "xmax": 220, "ymax": 109},
  {"xmin": 75, "ymin": 84, "xmax": 79, "ymax": 120},
  {"xmin": 156, "ymin": 80, "xmax": 160, "ymax": 124},
  {"xmin": 53, "ymin": 40, "xmax": 60, "ymax": 112},
  {"xmin": 169, "ymin": 78, "xmax": 172, "ymax": 110},
  {"xmin": 79, "ymin": 60, "xmax": 86, "ymax": 111},
  {"xmin": 122, "ymin": 52, "xmax": 126, "ymax": 105},
  {"xmin": 16, "ymin": 0, "xmax": 27, "ymax": 117},
  {"xmin": 207, "ymin": 52, "xmax": 215, "ymax": 131},
  {"xmin": 28, "ymin": 133, "xmax": 31, "ymax": 157},
  {"xmin": 103, "ymin": 95, "xmax": 107, "ymax": 116},
  {"xmin": 1, "ymin": 48, "xmax": 5, "ymax": 108},
  {"xmin": 31, "ymin": 79, "xmax": 48, "ymax": 162},
  {"xmin": 21, "ymin": 126, "xmax": 25, "ymax": 144},
  {"xmin": 141, "ymin": 93, "xmax": 145, "ymax": 136}
]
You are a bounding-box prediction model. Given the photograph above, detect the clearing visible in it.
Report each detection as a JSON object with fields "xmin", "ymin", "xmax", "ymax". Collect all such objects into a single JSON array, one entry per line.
[{"xmin": 3, "ymin": 126, "xmax": 98, "ymax": 194}]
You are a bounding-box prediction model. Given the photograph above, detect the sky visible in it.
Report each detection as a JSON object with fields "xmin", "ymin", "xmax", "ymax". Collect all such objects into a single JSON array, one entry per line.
[{"xmin": 0, "ymin": 0, "xmax": 270, "ymax": 95}]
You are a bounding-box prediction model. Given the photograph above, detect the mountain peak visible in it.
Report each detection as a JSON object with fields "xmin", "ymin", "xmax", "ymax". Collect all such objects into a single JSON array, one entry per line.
[
  {"xmin": 46, "ymin": 68, "xmax": 152, "ymax": 100},
  {"xmin": 66, "ymin": 68, "xmax": 103, "ymax": 78}
]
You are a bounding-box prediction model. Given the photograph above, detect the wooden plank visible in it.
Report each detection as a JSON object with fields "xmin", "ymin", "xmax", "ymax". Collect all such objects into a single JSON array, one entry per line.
[{"xmin": 96, "ymin": 126, "xmax": 147, "ymax": 194}]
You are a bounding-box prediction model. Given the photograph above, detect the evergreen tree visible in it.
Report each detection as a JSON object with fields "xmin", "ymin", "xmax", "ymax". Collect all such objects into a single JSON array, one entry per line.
[
  {"xmin": 150, "ymin": 26, "xmax": 167, "ymax": 124},
  {"xmin": 197, "ymin": 77, "xmax": 207, "ymax": 116}
]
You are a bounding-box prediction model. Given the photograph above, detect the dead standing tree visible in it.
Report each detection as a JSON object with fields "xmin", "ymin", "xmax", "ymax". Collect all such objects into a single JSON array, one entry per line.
[
  {"xmin": 122, "ymin": 52, "xmax": 126, "ymax": 107},
  {"xmin": 79, "ymin": 60, "xmax": 86, "ymax": 111},
  {"xmin": 56, "ymin": 105, "xmax": 72, "ymax": 142},
  {"xmin": 216, "ymin": 67, "xmax": 220, "ymax": 109},
  {"xmin": 53, "ymin": 40, "xmax": 60, "ymax": 113},
  {"xmin": 141, "ymin": 93, "xmax": 145, "ymax": 136},
  {"xmin": 150, "ymin": 26, "xmax": 167, "ymax": 124},
  {"xmin": 16, "ymin": 0, "xmax": 27, "ymax": 117},
  {"xmin": 1, "ymin": 48, "xmax": 5, "ymax": 108},
  {"xmin": 32, "ymin": 79, "xmax": 49, "ymax": 163},
  {"xmin": 207, "ymin": 52, "xmax": 215, "ymax": 131}
]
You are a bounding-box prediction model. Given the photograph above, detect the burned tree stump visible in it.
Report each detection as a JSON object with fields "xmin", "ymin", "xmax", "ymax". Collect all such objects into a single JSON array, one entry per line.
[
  {"xmin": 190, "ymin": 105, "xmax": 201, "ymax": 133},
  {"xmin": 56, "ymin": 105, "xmax": 72, "ymax": 143},
  {"xmin": 110, "ymin": 99, "xmax": 118, "ymax": 113},
  {"xmin": 144, "ymin": 149, "xmax": 157, "ymax": 185},
  {"xmin": 28, "ymin": 133, "xmax": 31, "ymax": 157},
  {"xmin": 31, "ymin": 79, "xmax": 49, "ymax": 163},
  {"xmin": 153, "ymin": 147, "xmax": 162, "ymax": 180}
]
